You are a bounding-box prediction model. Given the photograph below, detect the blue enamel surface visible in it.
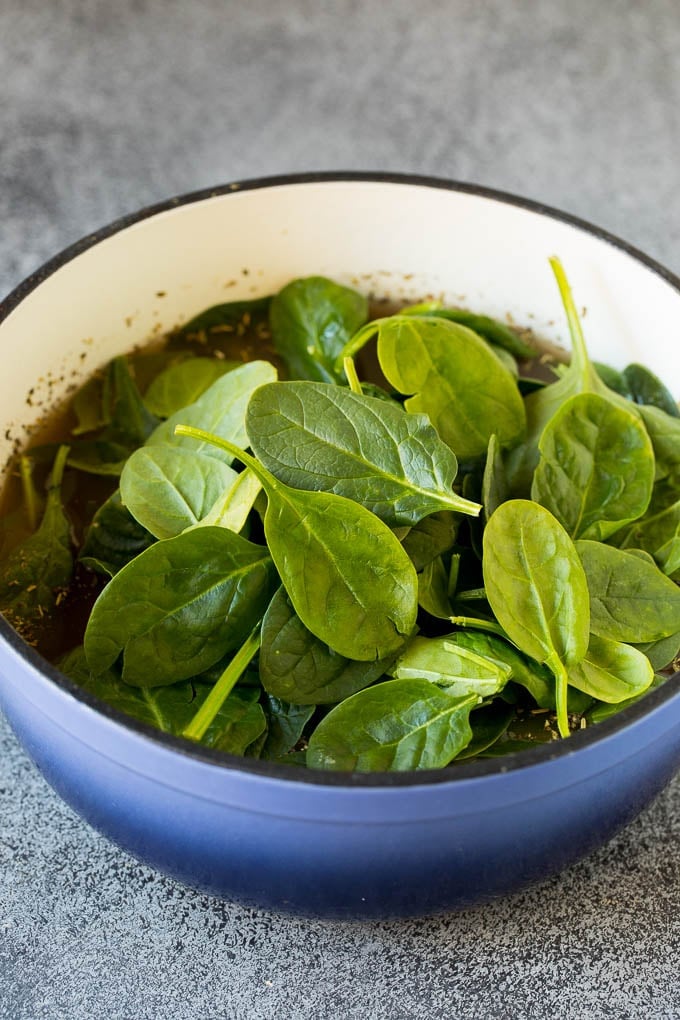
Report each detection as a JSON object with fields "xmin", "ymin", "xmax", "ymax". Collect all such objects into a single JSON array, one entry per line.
[{"xmin": 2, "ymin": 638, "xmax": 679, "ymax": 919}]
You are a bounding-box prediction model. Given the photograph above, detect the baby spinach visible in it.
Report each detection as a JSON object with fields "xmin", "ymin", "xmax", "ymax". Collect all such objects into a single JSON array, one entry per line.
[
  {"xmin": 532, "ymin": 393, "xmax": 654, "ymax": 541},
  {"xmin": 200, "ymin": 687, "xmax": 268, "ymax": 756},
  {"xmin": 149, "ymin": 360, "xmax": 277, "ymax": 460},
  {"xmin": 68, "ymin": 358, "xmax": 160, "ymax": 476},
  {"xmin": 246, "ymin": 381, "xmax": 481, "ymax": 525},
  {"xmin": 84, "ymin": 527, "xmax": 277, "ymax": 687},
  {"xmin": 120, "ymin": 446, "xmax": 238, "ymax": 540},
  {"xmin": 194, "ymin": 469, "xmax": 261, "ymax": 534},
  {"xmin": 400, "ymin": 511, "xmax": 459, "ymax": 570},
  {"xmin": 483, "ymin": 499, "xmax": 590, "ymax": 736},
  {"xmin": 306, "ymin": 680, "xmax": 477, "ymax": 771},
  {"xmin": 403, "ymin": 303, "xmax": 536, "ymax": 359},
  {"xmin": 624, "ymin": 363, "xmax": 679, "ymax": 417},
  {"xmin": 259, "ymin": 696, "xmax": 315, "ymax": 761},
  {"xmin": 144, "ymin": 357, "xmax": 238, "ymax": 418},
  {"xmin": 388, "ymin": 635, "xmax": 510, "ymax": 698},
  {"xmin": 0, "ymin": 446, "xmax": 73, "ymax": 635},
  {"xmin": 270, "ymin": 276, "xmax": 368, "ymax": 383},
  {"xmin": 576, "ymin": 540, "xmax": 680, "ymax": 643},
  {"xmin": 259, "ymin": 587, "xmax": 393, "ymax": 704},
  {"xmin": 455, "ymin": 701, "xmax": 515, "ymax": 760},
  {"xmin": 615, "ymin": 499, "xmax": 680, "ymax": 579},
  {"xmin": 175, "ymin": 426, "xmax": 418, "ymax": 661},
  {"xmin": 482, "ymin": 434, "xmax": 507, "ymax": 522},
  {"xmin": 567, "ymin": 633, "xmax": 653, "ymax": 703},
  {"xmin": 417, "ymin": 556, "xmax": 453, "ymax": 619},
  {"xmin": 80, "ymin": 489, "xmax": 155, "ymax": 576},
  {"xmin": 634, "ymin": 630, "xmax": 680, "ymax": 671},
  {"xmin": 375, "ymin": 316, "xmax": 526, "ymax": 461}
]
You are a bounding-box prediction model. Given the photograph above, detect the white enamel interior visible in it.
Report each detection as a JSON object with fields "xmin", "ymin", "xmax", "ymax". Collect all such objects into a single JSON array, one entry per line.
[{"xmin": 1, "ymin": 179, "xmax": 679, "ymax": 468}]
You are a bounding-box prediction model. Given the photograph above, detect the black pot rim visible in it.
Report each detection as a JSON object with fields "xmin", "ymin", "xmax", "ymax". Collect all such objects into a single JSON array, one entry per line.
[{"xmin": 1, "ymin": 169, "xmax": 679, "ymax": 789}]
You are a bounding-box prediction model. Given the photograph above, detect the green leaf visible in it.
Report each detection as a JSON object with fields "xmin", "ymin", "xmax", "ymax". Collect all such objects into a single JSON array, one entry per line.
[
  {"xmin": 259, "ymin": 587, "xmax": 394, "ymax": 704},
  {"xmin": 246, "ymin": 381, "xmax": 480, "ymax": 526},
  {"xmin": 388, "ymin": 635, "xmax": 510, "ymax": 698},
  {"xmin": 587, "ymin": 673, "xmax": 668, "ymax": 724},
  {"xmin": 482, "ymin": 499, "xmax": 590, "ymax": 736},
  {"xmin": 306, "ymin": 680, "xmax": 477, "ymax": 771},
  {"xmin": 444, "ymin": 629, "xmax": 556, "ymax": 709},
  {"xmin": 174, "ymin": 296, "xmax": 272, "ymax": 341},
  {"xmin": 270, "ymin": 277, "xmax": 368, "ymax": 383},
  {"xmin": 80, "ymin": 489, "xmax": 155, "ymax": 576},
  {"xmin": 84, "ymin": 527, "xmax": 277, "ymax": 686},
  {"xmin": 400, "ymin": 511, "xmax": 459, "ymax": 570},
  {"xmin": 576, "ymin": 540, "xmax": 680, "ymax": 643},
  {"xmin": 567, "ymin": 632, "xmax": 653, "ymax": 703},
  {"xmin": 259, "ymin": 695, "xmax": 315, "ymax": 760},
  {"xmin": 624, "ymin": 363, "xmax": 679, "ymax": 417},
  {"xmin": 633, "ymin": 631, "xmax": 680, "ymax": 671},
  {"xmin": 376, "ymin": 316, "xmax": 526, "ymax": 461},
  {"xmin": 0, "ymin": 446, "xmax": 73, "ymax": 634},
  {"xmin": 193, "ymin": 469, "xmax": 261, "ymax": 534},
  {"xmin": 532, "ymin": 393, "xmax": 654, "ymax": 540},
  {"xmin": 149, "ymin": 360, "xmax": 277, "ymax": 460},
  {"xmin": 616, "ymin": 499, "xmax": 680, "ymax": 578},
  {"xmin": 175, "ymin": 428, "xmax": 418, "ymax": 662},
  {"xmin": 454, "ymin": 701, "xmax": 515, "ymax": 760},
  {"xmin": 482, "ymin": 434, "xmax": 508, "ymax": 523},
  {"xmin": 417, "ymin": 556, "xmax": 454, "ymax": 619},
  {"xmin": 638, "ymin": 404, "xmax": 680, "ymax": 489},
  {"xmin": 120, "ymin": 445, "xmax": 238, "ymax": 540},
  {"xmin": 404, "ymin": 306, "xmax": 536, "ymax": 359},
  {"xmin": 144, "ymin": 357, "xmax": 238, "ymax": 418},
  {"xmin": 200, "ymin": 687, "xmax": 267, "ymax": 755},
  {"xmin": 68, "ymin": 358, "xmax": 160, "ymax": 475}
]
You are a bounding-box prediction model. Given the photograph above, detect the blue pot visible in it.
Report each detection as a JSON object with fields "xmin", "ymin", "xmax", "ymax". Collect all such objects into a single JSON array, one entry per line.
[{"xmin": 1, "ymin": 174, "xmax": 679, "ymax": 918}]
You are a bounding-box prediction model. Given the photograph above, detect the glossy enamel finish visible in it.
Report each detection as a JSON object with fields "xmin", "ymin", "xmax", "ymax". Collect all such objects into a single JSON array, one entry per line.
[{"xmin": 0, "ymin": 175, "xmax": 679, "ymax": 917}]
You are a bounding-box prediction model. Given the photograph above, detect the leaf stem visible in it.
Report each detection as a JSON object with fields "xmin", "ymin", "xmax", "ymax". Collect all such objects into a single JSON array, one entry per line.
[
  {"xmin": 546, "ymin": 654, "xmax": 571, "ymax": 738},
  {"xmin": 343, "ymin": 356, "xmax": 363, "ymax": 395},
  {"xmin": 182, "ymin": 626, "xmax": 262, "ymax": 742},
  {"xmin": 173, "ymin": 426, "xmax": 273, "ymax": 490},
  {"xmin": 549, "ymin": 256, "xmax": 592, "ymax": 383},
  {"xmin": 450, "ymin": 615, "xmax": 510, "ymax": 639},
  {"xmin": 334, "ymin": 320, "xmax": 383, "ymax": 375},
  {"xmin": 19, "ymin": 456, "xmax": 38, "ymax": 530}
]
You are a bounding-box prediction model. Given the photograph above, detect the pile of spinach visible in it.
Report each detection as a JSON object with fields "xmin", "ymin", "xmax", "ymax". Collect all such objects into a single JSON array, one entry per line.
[{"xmin": 2, "ymin": 263, "xmax": 679, "ymax": 771}]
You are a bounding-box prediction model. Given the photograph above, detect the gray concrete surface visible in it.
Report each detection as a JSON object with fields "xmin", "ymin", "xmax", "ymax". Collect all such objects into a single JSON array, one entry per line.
[{"xmin": 1, "ymin": 1, "xmax": 680, "ymax": 1017}]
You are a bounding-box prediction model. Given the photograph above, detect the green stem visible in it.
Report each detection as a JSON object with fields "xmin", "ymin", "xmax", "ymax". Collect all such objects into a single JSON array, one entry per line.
[
  {"xmin": 19, "ymin": 456, "xmax": 38, "ymax": 531},
  {"xmin": 549, "ymin": 256, "xmax": 592, "ymax": 383},
  {"xmin": 182, "ymin": 626, "xmax": 262, "ymax": 742},
  {"xmin": 401, "ymin": 301, "xmax": 443, "ymax": 315},
  {"xmin": 49, "ymin": 445, "xmax": 71, "ymax": 491},
  {"xmin": 547, "ymin": 654, "xmax": 571, "ymax": 738},
  {"xmin": 333, "ymin": 319, "xmax": 383, "ymax": 375},
  {"xmin": 449, "ymin": 615, "xmax": 509, "ymax": 639},
  {"xmin": 454, "ymin": 588, "xmax": 487, "ymax": 601},
  {"xmin": 343, "ymin": 356, "xmax": 363, "ymax": 395},
  {"xmin": 173, "ymin": 426, "xmax": 273, "ymax": 491}
]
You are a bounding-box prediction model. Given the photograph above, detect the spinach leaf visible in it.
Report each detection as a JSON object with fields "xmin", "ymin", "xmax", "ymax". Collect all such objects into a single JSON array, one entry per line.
[
  {"xmin": 616, "ymin": 499, "xmax": 680, "ymax": 579},
  {"xmin": 259, "ymin": 695, "xmax": 315, "ymax": 760},
  {"xmin": 633, "ymin": 631, "xmax": 680, "ymax": 671},
  {"xmin": 193, "ymin": 469, "xmax": 261, "ymax": 534},
  {"xmin": 84, "ymin": 527, "xmax": 277, "ymax": 686},
  {"xmin": 532, "ymin": 393, "xmax": 654, "ymax": 541},
  {"xmin": 0, "ymin": 446, "xmax": 73, "ymax": 635},
  {"xmin": 576, "ymin": 540, "xmax": 680, "ymax": 643},
  {"xmin": 388, "ymin": 635, "xmax": 510, "ymax": 697},
  {"xmin": 120, "ymin": 446, "xmax": 238, "ymax": 540},
  {"xmin": 638, "ymin": 405, "xmax": 680, "ymax": 490},
  {"xmin": 144, "ymin": 357, "xmax": 238, "ymax": 418},
  {"xmin": 417, "ymin": 556, "xmax": 453, "ymax": 619},
  {"xmin": 624, "ymin": 363, "xmax": 679, "ymax": 417},
  {"xmin": 270, "ymin": 277, "xmax": 368, "ymax": 383},
  {"xmin": 80, "ymin": 489, "xmax": 155, "ymax": 577},
  {"xmin": 246, "ymin": 381, "xmax": 480, "ymax": 525},
  {"xmin": 455, "ymin": 700, "xmax": 515, "ymax": 759},
  {"xmin": 445, "ymin": 629, "xmax": 555, "ymax": 708},
  {"xmin": 200, "ymin": 687, "xmax": 267, "ymax": 755},
  {"xmin": 175, "ymin": 427, "xmax": 418, "ymax": 661},
  {"xmin": 403, "ymin": 305, "xmax": 536, "ymax": 359},
  {"xmin": 259, "ymin": 587, "xmax": 393, "ymax": 704},
  {"xmin": 149, "ymin": 360, "xmax": 277, "ymax": 460},
  {"xmin": 505, "ymin": 258, "xmax": 631, "ymax": 493},
  {"xmin": 68, "ymin": 358, "xmax": 160, "ymax": 476},
  {"xmin": 376, "ymin": 316, "xmax": 526, "ymax": 461},
  {"xmin": 482, "ymin": 433, "xmax": 508, "ymax": 522},
  {"xmin": 587, "ymin": 673, "xmax": 668, "ymax": 724},
  {"xmin": 482, "ymin": 499, "xmax": 590, "ymax": 736},
  {"xmin": 71, "ymin": 372, "xmax": 112, "ymax": 436},
  {"xmin": 567, "ymin": 632, "xmax": 653, "ymax": 703},
  {"xmin": 593, "ymin": 362, "xmax": 632, "ymax": 398},
  {"xmin": 401, "ymin": 511, "xmax": 459, "ymax": 570},
  {"xmin": 306, "ymin": 680, "xmax": 477, "ymax": 771}
]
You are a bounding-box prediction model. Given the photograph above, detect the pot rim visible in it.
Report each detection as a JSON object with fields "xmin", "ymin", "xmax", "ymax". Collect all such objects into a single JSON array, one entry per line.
[{"xmin": 1, "ymin": 169, "xmax": 679, "ymax": 789}]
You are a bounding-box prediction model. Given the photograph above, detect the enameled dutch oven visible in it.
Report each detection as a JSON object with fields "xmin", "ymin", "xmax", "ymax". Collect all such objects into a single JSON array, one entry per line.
[{"xmin": 0, "ymin": 173, "xmax": 678, "ymax": 919}]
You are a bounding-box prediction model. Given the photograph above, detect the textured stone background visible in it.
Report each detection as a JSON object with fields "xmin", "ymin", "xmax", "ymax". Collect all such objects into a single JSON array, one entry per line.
[{"xmin": 1, "ymin": 1, "xmax": 680, "ymax": 1017}]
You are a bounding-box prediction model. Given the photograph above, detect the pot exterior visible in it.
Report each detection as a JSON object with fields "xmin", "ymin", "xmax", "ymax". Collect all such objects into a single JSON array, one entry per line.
[{"xmin": 2, "ymin": 643, "xmax": 678, "ymax": 919}]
